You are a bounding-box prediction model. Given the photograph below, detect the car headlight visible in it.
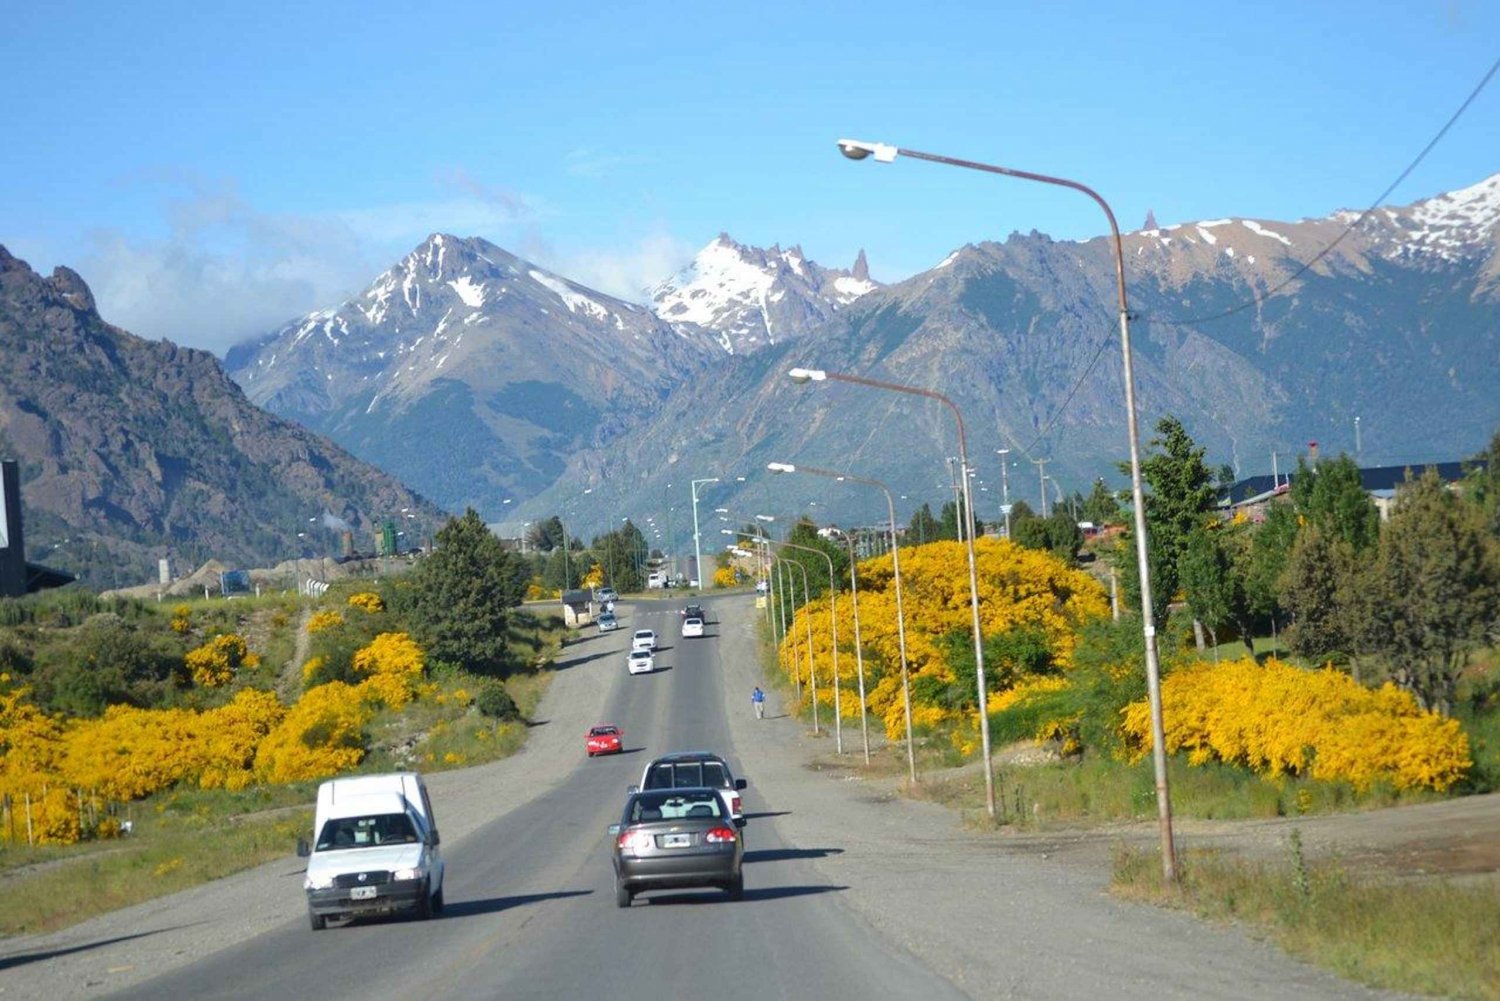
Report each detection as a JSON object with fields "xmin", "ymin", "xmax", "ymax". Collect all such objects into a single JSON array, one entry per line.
[
  {"xmin": 305, "ymin": 874, "xmax": 333, "ymax": 890},
  {"xmin": 393, "ymin": 867, "xmax": 426, "ymax": 882}
]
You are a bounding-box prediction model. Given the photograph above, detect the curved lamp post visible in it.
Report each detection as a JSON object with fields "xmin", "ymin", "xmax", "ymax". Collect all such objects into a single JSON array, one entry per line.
[
  {"xmin": 690, "ymin": 477, "xmax": 720, "ymax": 592},
  {"xmin": 730, "ymin": 529, "xmax": 844, "ymax": 753},
  {"xmin": 834, "ymin": 137, "xmax": 1176, "ymax": 878},
  {"xmin": 769, "ymin": 461, "xmax": 915, "ymax": 784},
  {"xmin": 787, "ymin": 368, "xmax": 994, "ymax": 818},
  {"xmin": 768, "ymin": 553, "xmax": 815, "ymax": 718}
]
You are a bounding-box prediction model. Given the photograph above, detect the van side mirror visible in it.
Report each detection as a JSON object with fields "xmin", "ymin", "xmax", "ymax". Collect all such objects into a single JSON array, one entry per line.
[
  {"xmin": 735, "ymin": 779, "xmax": 747, "ymax": 790},
  {"xmin": 733, "ymin": 817, "xmax": 747, "ymax": 830},
  {"xmin": 429, "ymin": 830, "xmax": 441, "ymax": 847},
  {"xmin": 296, "ymin": 838, "xmax": 310, "ymax": 858}
]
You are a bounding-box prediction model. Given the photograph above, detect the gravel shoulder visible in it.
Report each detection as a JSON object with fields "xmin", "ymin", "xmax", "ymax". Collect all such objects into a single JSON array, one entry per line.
[
  {"xmin": 0, "ymin": 625, "xmax": 616, "ymax": 1000},
  {"xmin": 712, "ymin": 597, "xmax": 1425, "ymax": 1000}
]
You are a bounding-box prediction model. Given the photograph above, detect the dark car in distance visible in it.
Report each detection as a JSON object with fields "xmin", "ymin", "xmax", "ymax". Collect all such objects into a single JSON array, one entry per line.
[{"xmin": 609, "ymin": 788, "xmax": 743, "ymax": 907}]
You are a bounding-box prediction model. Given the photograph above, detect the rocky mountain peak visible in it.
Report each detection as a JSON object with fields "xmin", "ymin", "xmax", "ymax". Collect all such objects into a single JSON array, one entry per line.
[
  {"xmin": 651, "ymin": 234, "xmax": 880, "ymax": 354},
  {"xmin": 852, "ymin": 249, "xmax": 870, "ymax": 282}
]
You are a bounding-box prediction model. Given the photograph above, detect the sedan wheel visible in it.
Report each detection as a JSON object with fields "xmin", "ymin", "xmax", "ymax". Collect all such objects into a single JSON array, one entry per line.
[
  {"xmin": 615, "ymin": 881, "xmax": 633, "ymax": 909},
  {"xmin": 728, "ymin": 873, "xmax": 744, "ymax": 901}
]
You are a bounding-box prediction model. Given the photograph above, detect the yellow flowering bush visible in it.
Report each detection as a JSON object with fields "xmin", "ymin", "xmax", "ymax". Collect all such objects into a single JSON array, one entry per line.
[
  {"xmin": 306, "ymin": 610, "xmax": 345, "ymax": 633},
  {"xmin": 346, "ymin": 592, "xmax": 385, "ymax": 613},
  {"xmin": 581, "ymin": 566, "xmax": 604, "ymax": 589},
  {"xmin": 170, "ymin": 604, "xmax": 192, "ymax": 634},
  {"xmin": 778, "ymin": 538, "xmax": 1108, "ymax": 739},
  {"xmin": 254, "ymin": 682, "xmax": 371, "ymax": 784},
  {"xmin": 351, "ymin": 632, "xmax": 425, "ymax": 710},
  {"xmin": 184, "ymin": 633, "xmax": 259, "ymax": 687},
  {"xmin": 1120, "ymin": 657, "xmax": 1471, "ymax": 791},
  {"xmin": 713, "ymin": 566, "xmax": 738, "ymax": 588}
]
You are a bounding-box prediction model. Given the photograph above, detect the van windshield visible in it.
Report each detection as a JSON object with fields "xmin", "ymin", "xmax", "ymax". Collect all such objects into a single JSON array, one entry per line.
[{"xmin": 316, "ymin": 813, "xmax": 419, "ymax": 851}]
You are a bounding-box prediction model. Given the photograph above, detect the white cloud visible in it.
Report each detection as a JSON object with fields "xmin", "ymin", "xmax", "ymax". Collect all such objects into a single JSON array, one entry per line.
[
  {"xmin": 530, "ymin": 231, "xmax": 695, "ymax": 303},
  {"xmin": 563, "ymin": 148, "xmax": 656, "ymax": 179}
]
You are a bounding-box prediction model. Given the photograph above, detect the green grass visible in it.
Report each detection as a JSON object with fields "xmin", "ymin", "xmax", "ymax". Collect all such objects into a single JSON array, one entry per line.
[
  {"xmin": 911, "ymin": 751, "xmax": 1424, "ymax": 829},
  {"xmin": 0, "ymin": 783, "xmax": 316, "ymax": 935},
  {"xmin": 1114, "ymin": 842, "xmax": 1500, "ymax": 1000}
]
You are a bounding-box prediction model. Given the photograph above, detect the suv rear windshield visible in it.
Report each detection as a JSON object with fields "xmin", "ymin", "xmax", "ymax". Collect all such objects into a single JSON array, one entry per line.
[{"xmin": 644, "ymin": 761, "xmax": 728, "ymax": 790}]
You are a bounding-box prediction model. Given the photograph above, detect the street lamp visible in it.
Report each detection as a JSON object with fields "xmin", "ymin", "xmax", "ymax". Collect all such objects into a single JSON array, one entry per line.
[
  {"xmin": 770, "ymin": 461, "xmax": 915, "ymax": 784},
  {"xmin": 785, "ymin": 368, "xmax": 995, "ymax": 818},
  {"xmin": 836, "ymin": 137, "xmax": 1176, "ymax": 877},
  {"xmin": 690, "ymin": 478, "xmax": 720, "ymax": 591}
]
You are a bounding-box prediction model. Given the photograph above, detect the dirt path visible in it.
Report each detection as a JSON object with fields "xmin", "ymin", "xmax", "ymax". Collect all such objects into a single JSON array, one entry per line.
[{"xmin": 275, "ymin": 606, "xmax": 313, "ymax": 702}]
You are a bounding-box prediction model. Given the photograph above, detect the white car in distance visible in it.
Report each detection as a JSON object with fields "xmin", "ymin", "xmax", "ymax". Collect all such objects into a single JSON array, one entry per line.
[
  {"xmin": 627, "ymin": 650, "xmax": 655, "ymax": 675},
  {"xmin": 682, "ymin": 617, "xmax": 704, "ymax": 638},
  {"xmin": 631, "ymin": 629, "xmax": 657, "ymax": 653}
]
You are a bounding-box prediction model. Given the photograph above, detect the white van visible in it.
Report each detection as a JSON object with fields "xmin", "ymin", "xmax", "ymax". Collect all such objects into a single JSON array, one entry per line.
[
  {"xmin": 647, "ymin": 571, "xmax": 668, "ymax": 588},
  {"xmin": 299, "ymin": 772, "xmax": 445, "ymax": 930}
]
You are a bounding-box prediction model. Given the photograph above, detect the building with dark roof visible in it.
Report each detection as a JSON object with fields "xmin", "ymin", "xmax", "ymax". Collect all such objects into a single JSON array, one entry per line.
[{"xmin": 1219, "ymin": 460, "xmax": 1482, "ymax": 520}]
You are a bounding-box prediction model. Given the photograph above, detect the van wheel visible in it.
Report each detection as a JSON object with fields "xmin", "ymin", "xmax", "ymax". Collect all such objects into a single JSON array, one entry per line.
[
  {"xmin": 431, "ymin": 886, "xmax": 445, "ymax": 914},
  {"xmin": 308, "ymin": 908, "xmax": 327, "ymax": 931},
  {"xmin": 414, "ymin": 882, "xmax": 434, "ymax": 920},
  {"xmin": 615, "ymin": 880, "xmax": 632, "ymax": 908}
]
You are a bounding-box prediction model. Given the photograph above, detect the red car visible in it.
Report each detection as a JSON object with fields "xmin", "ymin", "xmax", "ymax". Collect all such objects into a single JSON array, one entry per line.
[{"xmin": 586, "ymin": 725, "xmax": 624, "ymax": 757}]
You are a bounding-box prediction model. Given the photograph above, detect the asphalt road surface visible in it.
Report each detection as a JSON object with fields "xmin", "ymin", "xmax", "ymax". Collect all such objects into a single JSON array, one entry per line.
[{"xmin": 103, "ymin": 599, "xmax": 965, "ymax": 1001}]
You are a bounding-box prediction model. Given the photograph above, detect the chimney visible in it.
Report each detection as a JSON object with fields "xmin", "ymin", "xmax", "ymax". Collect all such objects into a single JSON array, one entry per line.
[
  {"xmin": 1308, "ymin": 441, "xmax": 1319, "ymax": 468},
  {"xmin": 852, "ymin": 249, "xmax": 870, "ymax": 282}
]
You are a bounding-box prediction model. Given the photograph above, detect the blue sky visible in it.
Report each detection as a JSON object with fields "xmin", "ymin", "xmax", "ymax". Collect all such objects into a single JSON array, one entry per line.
[{"xmin": 4, "ymin": 1, "xmax": 1497, "ymax": 355}]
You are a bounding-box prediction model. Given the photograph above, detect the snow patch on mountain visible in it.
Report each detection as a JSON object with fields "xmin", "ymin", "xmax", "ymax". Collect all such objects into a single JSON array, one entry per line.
[
  {"xmin": 448, "ymin": 276, "xmax": 486, "ymax": 308},
  {"xmin": 529, "ymin": 269, "xmax": 611, "ymax": 322}
]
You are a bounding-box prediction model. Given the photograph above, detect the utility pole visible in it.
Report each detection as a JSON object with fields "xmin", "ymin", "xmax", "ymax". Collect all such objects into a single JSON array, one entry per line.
[
  {"xmin": 1032, "ymin": 457, "xmax": 1051, "ymax": 517},
  {"xmin": 1354, "ymin": 416, "xmax": 1362, "ymax": 462},
  {"xmin": 945, "ymin": 457, "xmax": 964, "ymax": 542},
  {"xmin": 996, "ymin": 448, "xmax": 1012, "ymax": 538},
  {"xmin": 1271, "ymin": 450, "xmax": 1279, "ymax": 490}
]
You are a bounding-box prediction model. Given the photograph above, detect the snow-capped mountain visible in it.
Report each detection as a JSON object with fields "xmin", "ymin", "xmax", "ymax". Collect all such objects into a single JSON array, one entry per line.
[
  {"xmin": 227, "ymin": 234, "xmax": 713, "ymax": 515},
  {"xmin": 651, "ymin": 234, "xmax": 878, "ymax": 354}
]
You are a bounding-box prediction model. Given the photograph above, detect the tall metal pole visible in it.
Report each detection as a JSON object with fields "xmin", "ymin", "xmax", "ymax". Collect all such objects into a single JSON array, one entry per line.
[
  {"xmin": 778, "ymin": 538, "xmax": 842, "ymax": 753},
  {"xmin": 781, "ymin": 371, "xmax": 994, "ymax": 816},
  {"xmin": 997, "ymin": 449, "xmax": 1012, "ymax": 538},
  {"xmin": 770, "ymin": 462, "xmax": 915, "ymax": 784},
  {"xmin": 830, "ymin": 137, "xmax": 1177, "ymax": 878},
  {"xmin": 845, "ymin": 533, "xmax": 871, "ymax": 764},
  {"xmin": 1032, "ymin": 457, "xmax": 1050, "ymax": 518},
  {"xmin": 690, "ymin": 477, "xmax": 719, "ymax": 592}
]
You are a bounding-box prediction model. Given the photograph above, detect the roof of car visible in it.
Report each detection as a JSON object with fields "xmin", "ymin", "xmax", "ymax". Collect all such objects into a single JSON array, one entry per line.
[{"xmin": 648, "ymin": 751, "xmax": 729, "ymax": 764}]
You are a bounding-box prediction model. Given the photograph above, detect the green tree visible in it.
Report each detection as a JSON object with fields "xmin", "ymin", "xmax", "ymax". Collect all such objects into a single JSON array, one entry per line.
[
  {"xmin": 1081, "ymin": 479, "xmax": 1122, "ymax": 525},
  {"xmin": 1178, "ymin": 526, "xmax": 1251, "ymax": 656},
  {"xmin": 1118, "ymin": 415, "xmax": 1218, "ymax": 628},
  {"xmin": 784, "ymin": 519, "xmax": 847, "ymax": 601},
  {"xmin": 403, "ymin": 509, "xmax": 527, "ymax": 676},
  {"xmin": 1461, "ymin": 430, "xmax": 1500, "ymax": 537},
  {"xmin": 1280, "ymin": 524, "xmax": 1358, "ymax": 661},
  {"xmin": 1244, "ymin": 502, "xmax": 1298, "ymax": 624},
  {"xmin": 527, "ymin": 516, "xmax": 566, "ymax": 552},
  {"xmin": 906, "ymin": 503, "xmax": 941, "ymax": 544},
  {"xmin": 1291, "ymin": 454, "xmax": 1379, "ymax": 551},
  {"xmin": 1369, "ymin": 469, "xmax": 1500, "ymax": 714}
]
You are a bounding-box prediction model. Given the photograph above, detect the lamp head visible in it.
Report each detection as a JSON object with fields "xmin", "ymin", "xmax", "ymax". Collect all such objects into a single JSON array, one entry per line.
[
  {"xmin": 786, "ymin": 367, "xmax": 827, "ymax": 384},
  {"xmin": 836, "ymin": 138, "xmax": 898, "ymax": 164},
  {"xmin": 755, "ymin": 514, "xmax": 776, "ymax": 522},
  {"xmin": 767, "ymin": 462, "xmax": 796, "ymax": 474}
]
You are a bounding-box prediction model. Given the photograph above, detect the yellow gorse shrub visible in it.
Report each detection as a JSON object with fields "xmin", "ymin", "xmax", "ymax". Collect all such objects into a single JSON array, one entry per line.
[
  {"xmin": 778, "ymin": 538, "xmax": 1108, "ymax": 739},
  {"xmin": 346, "ymin": 592, "xmax": 385, "ymax": 613},
  {"xmin": 1120, "ymin": 657, "xmax": 1471, "ymax": 791},
  {"xmin": 351, "ymin": 632, "xmax": 425, "ymax": 710},
  {"xmin": 253, "ymin": 681, "xmax": 371, "ymax": 785},
  {"xmin": 184, "ymin": 633, "xmax": 259, "ymax": 687},
  {"xmin": 306, "ymin": 610, "xmax": 345, "ymax": 633}
]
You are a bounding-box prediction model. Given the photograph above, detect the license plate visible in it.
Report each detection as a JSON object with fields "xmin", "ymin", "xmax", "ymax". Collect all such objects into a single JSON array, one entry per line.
[
  {"xmin": 660, "ymin": 834, "xmax": 691, "ymax": 848},
  {"xmin": 350, "ymin": 885, "xmax": 377, "ymax": 900}
]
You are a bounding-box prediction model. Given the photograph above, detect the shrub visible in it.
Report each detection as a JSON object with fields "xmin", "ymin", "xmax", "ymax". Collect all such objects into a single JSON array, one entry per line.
[
  {"xmin": 306, "ymin": 610, "xmax": 345, "ymax": 634},
  {"xmin": 185, "ymin": 633, "xmax": 258, "ymax": 688},
  {"xmin": 475, "ymin": 680, "xmax": 518, "ymax": 720},
  {"xmin": 346, "ymin": 592, "xmax": 385, "ymax": 613}
]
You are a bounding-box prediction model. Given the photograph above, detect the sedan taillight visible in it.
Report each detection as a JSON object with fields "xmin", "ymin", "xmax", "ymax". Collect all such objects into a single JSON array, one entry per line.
[
  {"xmin": 617, "ymin": 830, "xmax": 653, "ymax": 851},
  {"xmin": 704, "ymin": 827, "xmax": 737, "ymax": 844}
]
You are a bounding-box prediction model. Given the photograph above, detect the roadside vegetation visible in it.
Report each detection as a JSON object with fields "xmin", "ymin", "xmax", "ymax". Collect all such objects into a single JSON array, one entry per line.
[
  {"xmin": 760, "ymin": 423, "xmax": 1500, "ymax": 994},
  {"xmin": 0, "ymin": 508, "xmax": 570, "ymax": 934},
  {"xmin": 1114, "ymin": 839, "xmax": 1500, "ymax": 1000}
]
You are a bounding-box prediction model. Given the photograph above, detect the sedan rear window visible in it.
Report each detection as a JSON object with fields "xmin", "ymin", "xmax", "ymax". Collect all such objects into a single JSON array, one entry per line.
[{"xmin": 630, "ymin": 791, "xmax": 722, "ymax": 822}]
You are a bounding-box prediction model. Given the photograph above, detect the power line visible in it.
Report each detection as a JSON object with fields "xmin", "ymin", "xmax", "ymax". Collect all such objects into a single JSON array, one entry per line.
[{"xmin": 1156, "ymin": 52, "xmax": 1500, "ymax": 329}]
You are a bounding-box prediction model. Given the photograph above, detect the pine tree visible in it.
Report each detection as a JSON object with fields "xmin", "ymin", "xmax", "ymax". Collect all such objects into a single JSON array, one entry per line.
[{"xmin": 403, "ymin": 509, "xmax": 527, "ymax": 675}]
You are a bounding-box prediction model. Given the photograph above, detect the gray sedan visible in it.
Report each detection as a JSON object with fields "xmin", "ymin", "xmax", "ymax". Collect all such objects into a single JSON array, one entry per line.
[{"xmin": 609, "ymin": 788, "xmax": 743, "ymax": 907}]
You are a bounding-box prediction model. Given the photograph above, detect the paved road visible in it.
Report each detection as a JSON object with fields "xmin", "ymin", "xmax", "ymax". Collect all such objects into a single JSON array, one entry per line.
[{"xmin": 104, "ymin": 599, "xmax": 964, "ymax": 1001}]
